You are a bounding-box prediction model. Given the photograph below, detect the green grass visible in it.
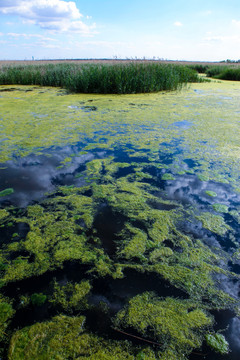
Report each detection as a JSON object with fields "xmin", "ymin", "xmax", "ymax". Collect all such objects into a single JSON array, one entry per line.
[
  {"xmin": 216, "ymin": 67, "xmax": 240, "ymax": 81},
  {"xmin": 206, "ymin": 65, "xmax": 240, "ymax": 80},
  {"xmin": 188, "ymin": 64, "xmax": 210, "ymax": 73},
  {"xmin": 0, "ymin": 62, "xmax": 200, "ymax": 94},
  {"xmin": 206, "ymin": 66, "xmax": 228, "ymax": 78}
]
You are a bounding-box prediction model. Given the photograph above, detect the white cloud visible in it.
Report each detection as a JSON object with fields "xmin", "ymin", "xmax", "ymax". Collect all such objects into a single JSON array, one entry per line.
[
  {"xmin": 200, "ymin": 10, "xmax": 212, "ymax": 16},
  {"xmin": 204, "ymin": 34, "xmax": 240, "ymax": 44},
  {"xmin": 7, "ymin": 32, "xmax": 57, "ymax": 42},
  {"xmin": 0, "ymin": 0, "xmax": 95, "ymax": 35},
  {"xmin": 174, "ymin": 21, "xmax": 183, "ymax": 27},
  {"xmin": 0, "ymin": 0, "xmax": 81, "ymax": 19},
  {"xmin": 232, "ymin": 19, "xmax": 240, "ymax": 27}
]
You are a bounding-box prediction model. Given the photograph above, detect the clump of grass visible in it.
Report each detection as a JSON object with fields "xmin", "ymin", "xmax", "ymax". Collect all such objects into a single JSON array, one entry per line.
[
  {"xmin": 188, "ymin": 64, "xmax": 210, "ymax": 73},
  {"xmin": 216, "ymin": 67, "xmax": 240, "ymax": 81},
  {"xmin": 206, "ymin": 65, "xmax": 240, "ymax": 80},
  {"xmin": 0, "ymin": 62, "xmax": 200, "ymax": 94},
  {"xmin": 206, "ymin": 66, "xmax": 226, "ymax": 78}
]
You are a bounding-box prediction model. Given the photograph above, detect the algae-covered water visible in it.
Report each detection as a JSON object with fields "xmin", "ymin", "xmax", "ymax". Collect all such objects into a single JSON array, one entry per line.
[{"xmin": 0, "ymin": 81, "xmax": 240, "ymax": 360}]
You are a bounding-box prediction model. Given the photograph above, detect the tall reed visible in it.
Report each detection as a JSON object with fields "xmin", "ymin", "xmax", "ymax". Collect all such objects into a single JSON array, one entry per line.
[
  {"xmin": 214, "ymin": 68, "xmax": 240, "ymax": 81},
  {"xmin": 0, "ymin": 62, "xmax": 200, "ymax": 94}
]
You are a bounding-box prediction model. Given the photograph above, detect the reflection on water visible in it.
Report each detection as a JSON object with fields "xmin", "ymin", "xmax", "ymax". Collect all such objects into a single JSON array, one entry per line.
[{"xmin": 0, "ymin": 146, "xmax": 109, "ymax": 207}]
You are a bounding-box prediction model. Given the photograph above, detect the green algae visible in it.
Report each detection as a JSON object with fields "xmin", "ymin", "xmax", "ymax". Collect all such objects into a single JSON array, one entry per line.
[
  {"xmin": 114, "ymin": 292, "xmax": 213, "ymax": 359},
  {"xmin": 0, "ymin": 209, "xmax": 9, "ymax": 221},
  {"xmin": 196, "ymin": 212, "xmax": 231, "ymax": 236},
  {"xmin": 0, "ymin": 297, "xmax": 14, "ymax": 332},
  {"xmin": 0, "ymin": 188, "xmax": 14, "ymax": 197},
  {"xmin": 0, "ymin": 81, "xmax": 239, "ymax": 188},
  {"xmin": 149, "ymin": 247, "xmax": 174, "ymax": 263},
  {"xmin": 161, "ymin": 173, "xmax": 175, "ymax": 181},
  {"xmin": 30, "ymin": 293, "xmax": 47, "ymax": 306},
  {"xmin": 205, "ymin": 333, "xmax": 229, "ymax": 354},
  {"xmin": 50, "ymin": 280, "xmax": 91, "ymax": 313},
  {"xmin": 0, "ymin": 81, "xmax": 240, "ymax": 359},
  {"xmin": 8, "ymin": 315, "xmax": 142, "ymax": 360},
  {"xmin": 0, "ymin": 174, "xmax": 238, "ymax": 358},
  {"xmin": 205, "ymin": 190, "xmax": 217, "ymax": 197},
  {"xmin": 212, "ymin": 204, "xmax": 229, "ymax": 213}
]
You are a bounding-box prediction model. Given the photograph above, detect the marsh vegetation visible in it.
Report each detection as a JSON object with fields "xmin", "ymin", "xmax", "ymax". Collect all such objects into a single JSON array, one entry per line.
[{"xmin": 0, "ymin": 62, "xmax": 201, "ymax": 94}]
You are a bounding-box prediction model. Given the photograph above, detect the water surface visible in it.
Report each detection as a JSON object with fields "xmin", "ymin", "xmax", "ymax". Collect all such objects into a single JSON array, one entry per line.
[{"xmin": 0, "ymin": 82, "xmax": 240, "ymax": 360}]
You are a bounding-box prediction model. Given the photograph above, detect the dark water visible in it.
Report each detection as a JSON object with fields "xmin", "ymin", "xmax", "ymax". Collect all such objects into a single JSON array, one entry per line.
[{"xmin": 0, "ymin": 145, "xmax": 110, "ymax": 207}]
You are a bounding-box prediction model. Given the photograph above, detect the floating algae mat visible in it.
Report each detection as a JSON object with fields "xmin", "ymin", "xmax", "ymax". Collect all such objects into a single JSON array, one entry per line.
[{"xmin": 0, "ymin": 81, "xmax": 240, "ymax": 359}]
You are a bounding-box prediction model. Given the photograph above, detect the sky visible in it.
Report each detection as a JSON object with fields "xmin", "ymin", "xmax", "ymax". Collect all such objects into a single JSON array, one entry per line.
[{"xmin": 0, "ymin": 0, "xmax": 240, "ymax": 61}]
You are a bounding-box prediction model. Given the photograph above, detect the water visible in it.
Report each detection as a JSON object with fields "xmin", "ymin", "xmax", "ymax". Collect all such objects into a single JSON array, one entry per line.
[{"xmin": 0, "ymin": 83, "xmax": 240, "ymax": 359}]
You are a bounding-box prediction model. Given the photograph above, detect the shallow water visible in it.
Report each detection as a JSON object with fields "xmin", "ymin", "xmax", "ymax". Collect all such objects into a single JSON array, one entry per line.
[{"xmin": 0, "ymin": 82, "xmax": 240, "ymax": 359}]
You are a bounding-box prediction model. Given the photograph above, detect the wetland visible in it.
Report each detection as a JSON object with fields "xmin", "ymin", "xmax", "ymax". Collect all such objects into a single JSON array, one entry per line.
[{"xmin": 0, "ymin": 77, "xmax": 240, "ymax": 359}]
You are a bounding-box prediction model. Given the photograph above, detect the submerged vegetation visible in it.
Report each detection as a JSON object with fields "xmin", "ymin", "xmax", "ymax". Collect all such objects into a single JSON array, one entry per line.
[
  {"xmin": 0, "ymin": 78, "xmax": 240, "ymax": 359},
  {"xmin": 0, "ymin": 62, "xmax": 201, "ymax": 94}
]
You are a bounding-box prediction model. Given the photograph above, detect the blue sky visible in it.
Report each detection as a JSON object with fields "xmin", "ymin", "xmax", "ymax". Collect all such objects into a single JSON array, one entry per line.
[{"xmin": 0, "ymin": 0, "xmax": 240, "ymax": 61}]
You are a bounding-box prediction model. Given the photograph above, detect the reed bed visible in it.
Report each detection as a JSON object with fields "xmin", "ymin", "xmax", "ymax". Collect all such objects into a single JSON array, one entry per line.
[
  {"xmin": 206, "ymin": 66, "xmax": 228, "ymax": 78},
  {"xmin": 0, "ymin": 62, "xmax": 200, "ymax": 94},
  {"xmin": 205, "ymin": 65, "xmax": 240, "ymax": 81},
  {"xmin": 212, "ymin": 67, "xmax": 240, "ymax": 81}
]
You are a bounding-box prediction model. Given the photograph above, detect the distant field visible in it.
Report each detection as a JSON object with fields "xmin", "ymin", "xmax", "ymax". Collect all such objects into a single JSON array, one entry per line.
[{"xmin": 0, "ymin": 59, "xmax": 239, "ymax": 67}]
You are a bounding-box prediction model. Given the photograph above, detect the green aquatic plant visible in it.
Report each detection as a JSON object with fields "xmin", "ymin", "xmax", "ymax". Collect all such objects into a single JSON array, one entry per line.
[
  {"xmin": 0, "ymin": 296, "xmax": 15, "ymax": 343},
  {"xmin": 114, "ymin": 292, "xmax": 213, "ymax": 359},
  {"xmin": 50, "ymin": 280, "xmax": 91, "ymax": 313},
  {"xmin": 205, "ymin": 190, "xmax": 217, "ymax": 197},
  {"xmin": 0, "ymin": 188, "xmax": 14, "ymax": 197},
  {"xmin": 149, "ymin": 247, "xmax": 173, "ymax": 263},
  {"xmin": 161, "ymin": 173, "xmax": 175, "ymax": 180},
  {"xmin": 212, "ymin": 204, "xmax": 229, "ymax": 213},
  {"xmin": 117, "ymin": 223, "xmax": 148, "ymax": 260},
  {"xmin": 197, "ymin": 174, "xmax": 210, "ymax": 182},
  {"xmin": 196, "ymin": 212, "xmax": 231, "ymax": 235},
  {"xmin": 30, "ymin": 293, "xmax": 47, "ymax": 306},
  {"xmin": 0, "ymin": 209, "xmax": 9, "ymax": 221},
  {"xmin": 205, "ymin": 333, "xmax": 229, "ymax": 354},
  {"xmin": 8, "ymin": 314, "xmax": 146, "ymax": 360}
]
